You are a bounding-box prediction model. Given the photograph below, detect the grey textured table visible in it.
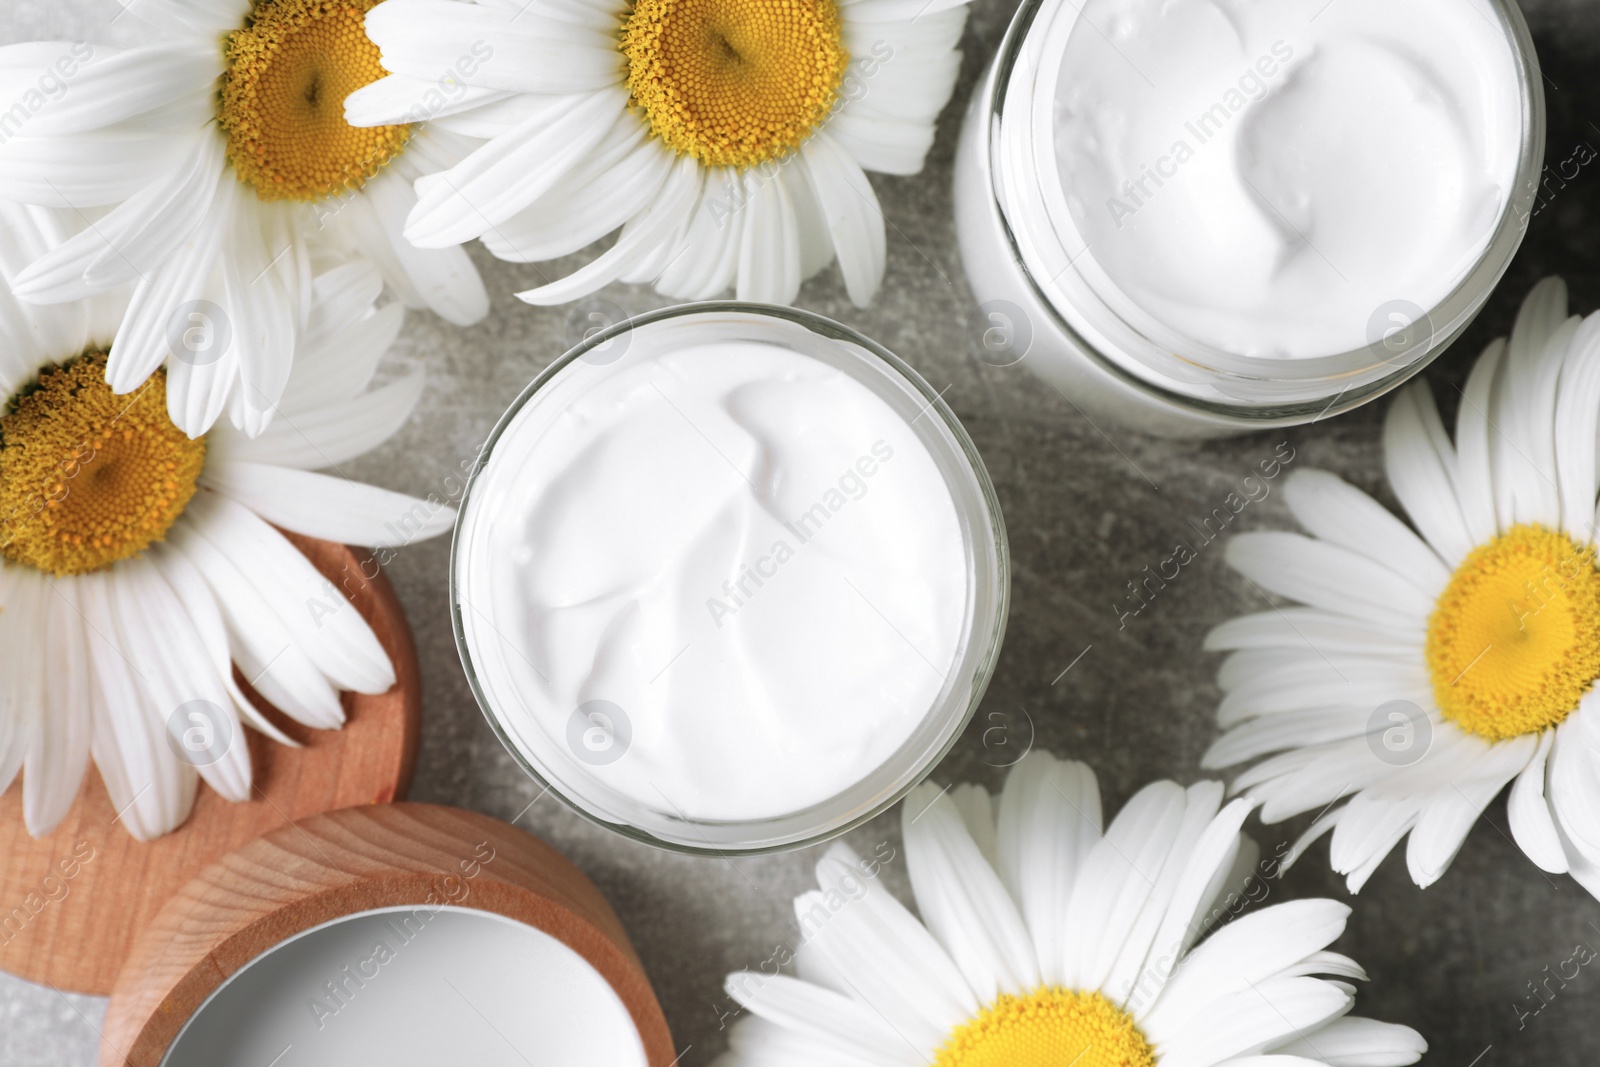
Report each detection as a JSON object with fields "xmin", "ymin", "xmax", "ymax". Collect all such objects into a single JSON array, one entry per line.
[{"xmin": 3, "ymin": 0, "xmax": 1600, "ymax": 1063}]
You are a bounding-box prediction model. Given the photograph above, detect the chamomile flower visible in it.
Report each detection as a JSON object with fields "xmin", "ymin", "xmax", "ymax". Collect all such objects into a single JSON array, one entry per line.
[
  {"xmin": 718, "ymin": 752, "xmax": 1425, "ymax": 1067},
  {"xmin": 0, "ymin": 202, "xmax": 452, "ymax": 841},
  {"xmin": 0, "ymin": 0, "xmax": 488, "ymax": 438},
  {"xmin": 349, "ymin": 0, "xmax": 970, "ymax": 307},
  {"xmin": 1205, "ymin": 277, "xmax": 1600, "ymax": 897}
]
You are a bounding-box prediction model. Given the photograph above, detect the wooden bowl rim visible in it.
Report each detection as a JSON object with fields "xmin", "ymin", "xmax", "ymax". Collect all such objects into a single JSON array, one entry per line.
[{"xmin": 102, "ymin": 803, "xmax": 675, "ymax": 1067}]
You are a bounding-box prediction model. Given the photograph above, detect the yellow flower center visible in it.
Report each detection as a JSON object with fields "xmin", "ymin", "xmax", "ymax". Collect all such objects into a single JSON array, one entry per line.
[
  {"xmin": 1426, "ymin": 524, "xmax": 1600, "ymax": 741},
  {"xmin": 621, "ymin": 0, "xmax": 850, "ymax": 169},
  {"xmin": 935, "ymin": 988, "xmax": 1157, "ymax": 1067},
  {"xmin": 219, "ymin": 0, "xmax": 409, "ymax": 202},
  {"xmin": 0, "ymin": 354, "xmax": 206, "ymax": 578}
]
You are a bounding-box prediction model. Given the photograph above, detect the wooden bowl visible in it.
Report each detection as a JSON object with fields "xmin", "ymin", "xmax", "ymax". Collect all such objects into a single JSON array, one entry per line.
[
  {"xmin": 0, "ymin": 534, "xmax": 421, "ymax": 995},
  {"xmin": 101, "ymin": 803, "xmax": 676, "ymax": 1067}
]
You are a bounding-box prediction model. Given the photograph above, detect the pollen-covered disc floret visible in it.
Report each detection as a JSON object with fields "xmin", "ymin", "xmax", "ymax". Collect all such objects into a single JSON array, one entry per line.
[
  {"xmin": 935, "ymin": 988, "xmax": 1157, "ymax": 1067},
  {"xmin": 1427, "ymin": 523, "xmax": 1600, "ymax": 742},
  {"xmin": 220, "ymin": 0, "xmax": 410, "ymax": 201},
  {"xmin": 622, "ymin": 0, "xmax": 850, "ymax": 169},
  {"xmin": 0, "ymin": 353, "xmax": 205, "ymax": 577}
]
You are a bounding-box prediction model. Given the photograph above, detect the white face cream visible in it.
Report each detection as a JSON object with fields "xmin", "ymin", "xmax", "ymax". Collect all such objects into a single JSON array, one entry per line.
[
  {"xmin": 954, "ymin": 0, "xmax": 1543, "ymax": 434},
  {"xmin": 455, "ymin": 308, "xmax": 1007, "ymax": 850},
  {"xmin": 1052, "ymin": 0, "xmax": 1521, "ymax": 359}
]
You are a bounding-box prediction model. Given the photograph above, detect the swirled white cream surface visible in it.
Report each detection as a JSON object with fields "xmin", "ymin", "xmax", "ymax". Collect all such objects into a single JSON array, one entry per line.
[
  {"xmin": 461, "ymin": 337, "xmax": 967, "ymax": 822},
  {"xmin": 1048, "ymin": 0, "xmax": 1522, "ymax": 358}
]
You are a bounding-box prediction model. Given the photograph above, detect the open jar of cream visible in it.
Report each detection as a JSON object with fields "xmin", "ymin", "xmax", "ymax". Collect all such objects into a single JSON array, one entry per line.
[
  {"xmin": 453, "ymin": 304, "xmax": 1008, "ymax": 854},
  {"xmin": 956, "ymin": 0, "xmax": 1545, "ymax": 436}
]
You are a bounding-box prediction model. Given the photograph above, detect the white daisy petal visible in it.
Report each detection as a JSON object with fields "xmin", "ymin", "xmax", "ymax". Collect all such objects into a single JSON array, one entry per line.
[
  {"xmin": 344, "ymin": 73, "xmax": 512, "ymax": 128},
  {"xmin": 299, "ymin": 259, "xmax": 385, "ymax": 351},
  {"xmin": 479, "ymin": 125, "xmax": 665, "ymax": 264},
  {"xmin": 1404, "ymin": 732, "xmax": 1535, "ymax": 887},
  {"xmin": 108, "ymin": 558, "xmax": 252, "ymax": 803},
  {"xmin": 1382, "ymin": 381, "xmax": 1474, "ymax": 565},
  {"xmin": 1547, "ymin": 706, "xmax": 1600, "ymax": 868},
  {"xmin": 406, "ymin": 88, "xmax": 628, "ymax": 249},
  {"xmin": 1452, "ymin": 337, "xmax": 1506, "ymax": 544},
  {"xmin": 149, "ymin": 543, "xmax": 297, "ymax": 747},
  {"xmin": 1205, "ymin": 706, "xmax": 1377, "ymax": 769},
  {"xmin": 1106, "ymin": 787, "xmax": 1248, "ymax": 1013},
  {"xmin": 655, "ymin": 165, "xmax": 749, "ymax": 301},
  {"xmin": 186, "ymin": 494, "xmax": 395, "ymax": 695},
  {"xmin": 950, "ymin": 783, "xmax": 999, "ymax": 868},
  {"xmin": 364, "ymin": 0, "xmax": 622, "ymax": 96},
  {"xmin": 792, "ymin": 889, "xmax": 950, "ymax": 1050},
  {"xmin": 1156, "ymin": 976, "xmax": 1352, "ymax": 1067},
  {"xmin": 1224, "ymin": 532, "xmax": 1431, "ymax": 631},
  {"xmin": 736, "ymin": 169, "xmax": 804, "ymax": 304},
  {"xmin": 1141, "ymin": 899, "xmax": 1351, "ymax": 1043},
  {"xmin": 106, "ymin": 185, "xmax": 229, "ymax": 393},
  {"xmin": 719, "ymin": 1014, "xmax": 890, "ymax": 1067},
  {"xmin": 24, "ymin": 577, "xmax": 93, "ymax": 837},
  {"xmin": 1204, "ymin": 608, "xmax": 1422, "ymax": 657},
  {"xmin": 996, "ymin": 752, "xmax": 1100, "ymax": 986},
  {"xmin": 516, "ymin": 154, "xmax": 704, "ymax": 306},
  {"xmin": 19, "ymin": 45, "xmax": 221, "ymax": 135},
  {"xmin": 0, "ymin": 569, "xmax": 45, "ymax": 800},
  {"xmin": 168, "ymin": 514, "xmax": 347, "ymax": 730},
  {"xmin": 202, "ymin": 462, "xmax": 454, "ymax": 547},
  {"xmin": 1280, "ymin": 470, "xmax": 1450, "ymax": 598},
  {"xmin": 812, "ymin": 844, "xmax": 972, "ymax": 1030},
  {"xmin": 902, "ymin": 782, "xmax": 1039, "ymax": 1000},
  {"xmin": 220, "ymin": 191, "xmax": 301, "ymax": 437},
  {"xmin": 1059, "ymin": 779, "xmax": 1187, "ymax": 992},
  {"xmin": 11, "ymin": 131, "xmax": 223, "ymax": 302},
  {"xmin": 1216, "ymin": 652, "xmax": 1428, "ymax": 730},
  {"xmin": 117, "ymin": 0, "xmax": 251, "ymax": 37},
  {"xmin": 0, "ymin": 129, "xmax": 179, "ymax": 207},
  {"xmin": 1554, "ymin": 312, "xmax": 1600, "ymax": 542},
  {"xmin": 1496, "ymin": 276, "xmax": 1568, "ymax": 528},
  {"xmin": 348, "ymin": 167, "xmax": 489, "ymax": 327},
  {"xmin": 81, "ymin": 569, "xmax": 195, "ymax": 840},
  {"xmin": 1506, "ymin": 728, "xmax": 1568, "ymax": 873},
  {"xmin": 799, "ymin": 132, "xmax": 887, "ymax": 306},
  {"xmin": 1271, "ymin": 1015, "xmax": 1427, "ymax": 1067},
  {"xmin": 280, "ymin": 302, "xmax": 403, "ymax": 412},
  {"xmin": 208, "ymin": 370, "xmax": 426, "ymax": 471},
  {"xmin": 1239, "ymin": 738, "xmax": 1398, "ymax": 824},
  {"xmin": 723, "ymin": 973, "xmax": 914, "ymax": 1065}
]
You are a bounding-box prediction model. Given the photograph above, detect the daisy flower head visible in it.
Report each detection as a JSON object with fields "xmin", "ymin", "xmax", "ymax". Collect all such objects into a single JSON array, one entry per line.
[
  {"xmin": 0, "ymin": 0, "xmax": 489, "ymax": 438},
  {"xmin": 718, "ymin": 751, "xmax": 1426, "ymax": 1067},
  {"xmin": 349, "ymin": 0, "xmax": 971, "ymax": 308},
  {"xmin": 1205, "ymin": 276, "xmax": 1600, "ymax": 897},
  {"xmin": 0, "ymin": 202, "xmax": 453, "ymax": 841}
]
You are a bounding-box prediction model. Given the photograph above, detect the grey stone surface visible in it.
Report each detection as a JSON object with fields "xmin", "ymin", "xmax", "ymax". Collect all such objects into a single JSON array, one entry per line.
[{"xmin": 4, "ymin": 0, "xmax": 1600, "ymax": 1064}]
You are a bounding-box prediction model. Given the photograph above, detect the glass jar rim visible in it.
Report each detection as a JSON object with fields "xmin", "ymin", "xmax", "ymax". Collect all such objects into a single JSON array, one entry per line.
[
  {"xmin": 982, "ymin": 0, "xmax": 1546, "ymax": 418},
  {"xmin": 450, "ymin": 301, "xmax": 1011, "ymax": 855}
]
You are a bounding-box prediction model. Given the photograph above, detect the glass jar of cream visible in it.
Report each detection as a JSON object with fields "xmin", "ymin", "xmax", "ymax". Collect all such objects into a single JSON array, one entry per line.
[
  {"xmin": 453, "ymin": 304, "xmax": 1008, "ymax": 854},
  {"xmin": 956, "ymin": 0, "xmax": 1545, "ymax": 436}
]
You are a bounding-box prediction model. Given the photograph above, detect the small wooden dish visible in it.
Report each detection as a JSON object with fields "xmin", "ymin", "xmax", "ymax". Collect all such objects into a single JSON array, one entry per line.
[
  {"xmin": 0, "ymin": 534, "xmax": 421, "ymax": 995},
  {"xmin": 101, "ymin": 803, "xmax": 675, "ymax": 1067}
]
